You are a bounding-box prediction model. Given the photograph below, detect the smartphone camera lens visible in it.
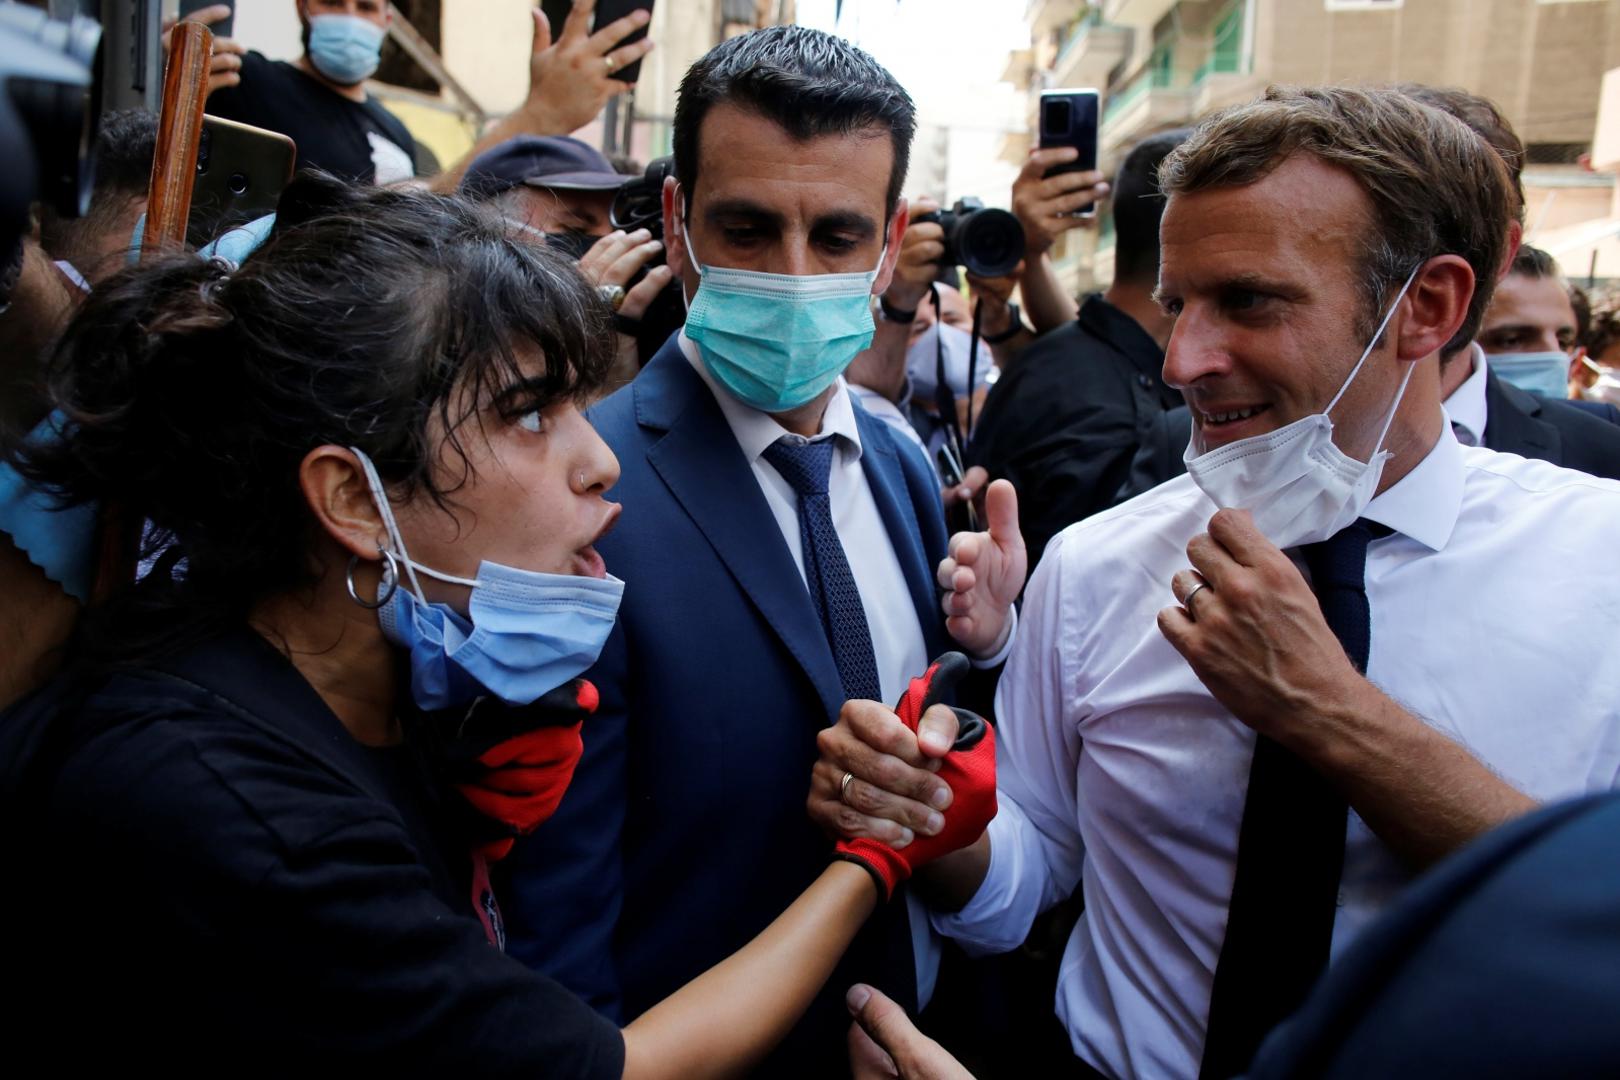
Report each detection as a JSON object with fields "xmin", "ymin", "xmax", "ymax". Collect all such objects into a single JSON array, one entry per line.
[{"xmin": 1043, "ymin": 98, "xmax": 1072, "ymax": 134}]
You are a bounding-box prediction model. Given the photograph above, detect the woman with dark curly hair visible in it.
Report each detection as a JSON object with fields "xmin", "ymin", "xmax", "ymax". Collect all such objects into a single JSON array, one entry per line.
[{"xmin": 0, "ymin": 177, "xmax": 994, "ymax": 1077}]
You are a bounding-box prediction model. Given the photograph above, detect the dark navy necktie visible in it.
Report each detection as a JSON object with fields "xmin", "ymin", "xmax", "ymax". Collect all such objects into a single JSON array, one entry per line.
[
  {"xmin": 1200, "ymin": 517, "xmax": 1391, "ymax": 1080},
  {"xmin": 763, "ymin": 437, "xmax": 883, "ymax": 703}
]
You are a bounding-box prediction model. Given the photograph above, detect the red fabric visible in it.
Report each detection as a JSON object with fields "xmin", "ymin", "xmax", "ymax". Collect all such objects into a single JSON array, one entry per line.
[
  {"xmin": 455, "ymin": 721, "xmax": 584, "ymax": 852},
  {"xmin": 836, "ymin": 653, "xmax": 997, "ymax": 899}
]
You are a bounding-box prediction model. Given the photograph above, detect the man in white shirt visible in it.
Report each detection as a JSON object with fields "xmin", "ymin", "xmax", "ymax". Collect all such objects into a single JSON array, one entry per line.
[{"xmin": 814, "ymin": 85, "xmax": 1620, "ymax": 1079}]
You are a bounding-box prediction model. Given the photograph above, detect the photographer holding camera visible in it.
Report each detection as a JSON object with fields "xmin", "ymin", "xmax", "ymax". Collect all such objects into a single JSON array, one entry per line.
[
  {"xmin": 460, "ymin": 137, "xmax": 676, "ymax": 392},
  {"xmin": 847, "ymin": 194, "xmax": 1032, "ymax": 506}
]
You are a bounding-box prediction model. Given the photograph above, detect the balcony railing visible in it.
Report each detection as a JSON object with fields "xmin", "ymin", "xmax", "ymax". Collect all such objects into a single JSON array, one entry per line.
[
  {"xmin": 1053, "ymin": 8, "xmax": 1104, "ymax": 73},
  {"xmin": 1102, "ymin": 66, "xmax": 1177, "ymax": 126},
  {"xmin": 1192, "ymin": 51, "xmax": 1245, "ymax": 84}
]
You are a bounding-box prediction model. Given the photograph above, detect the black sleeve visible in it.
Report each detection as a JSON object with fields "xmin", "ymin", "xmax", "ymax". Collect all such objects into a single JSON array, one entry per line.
[
  {"xmin": 971, "ymin": 345, "xmax": 1141, "ymax": 564},
  {"xmin": 1115, "ymin": 405, "xmax": 1191, "ymax": 505},
  {"xmin": 204, "ymin": 50, "xmax": 281, "ymax": 128},
  {"xmin": 49, "ymin": 714, "xmax": 626, "ymax": 1078}
]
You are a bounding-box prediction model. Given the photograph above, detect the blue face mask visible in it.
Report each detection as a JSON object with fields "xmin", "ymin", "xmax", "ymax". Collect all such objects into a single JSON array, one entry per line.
[
  {"xmin": 307, "ymin": 13, "xmax": 385, "ymax": 86},
  {"xmin": 1490, "ymin": 351, "xmax": 1571, "ymax": 400},
  {"xmin": 352, "ymin": 449, "xmax": 625, "ymax": 712},
  {"xmin": 681, "ymin": 215, "xmax": 884, "ymax": 413}
]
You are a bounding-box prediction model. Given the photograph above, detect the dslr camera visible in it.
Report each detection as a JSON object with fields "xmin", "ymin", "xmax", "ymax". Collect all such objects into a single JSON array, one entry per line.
[
  {"xmin": 913, "ymin": 197, "xmax": 1025, "ymax": 279},
  {"xmin": 606, "ymin": 155, "xmax": 684, "ymax": 364}
]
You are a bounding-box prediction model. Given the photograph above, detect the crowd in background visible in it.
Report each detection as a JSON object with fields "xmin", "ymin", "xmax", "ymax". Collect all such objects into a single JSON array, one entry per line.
[{"xmin": 2, "ymin": 1, "xmax": 1619, "ymax": 1078}]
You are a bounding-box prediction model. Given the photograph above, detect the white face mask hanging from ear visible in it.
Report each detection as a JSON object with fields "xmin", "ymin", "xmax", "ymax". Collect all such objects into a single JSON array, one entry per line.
[{"xmin": 1182, "ymin": 263, "xmax": 1424, "ymax": 550}]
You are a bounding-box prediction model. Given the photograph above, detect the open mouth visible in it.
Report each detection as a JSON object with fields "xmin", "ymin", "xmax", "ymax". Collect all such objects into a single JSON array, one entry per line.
[{"xmin": 573, "ymin": 504, "xmax": 622, "ymax": 579}]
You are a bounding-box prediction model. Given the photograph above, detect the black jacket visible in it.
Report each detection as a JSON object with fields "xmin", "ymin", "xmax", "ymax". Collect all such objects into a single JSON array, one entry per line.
[
  {"xmin": 1117, "ymin": 368, "xmax": 1620, "ymax": 502},
  {"xmin": 968, "ymin": 295, "xmax": 1179, "ymax": 564},
  {"xmin": 0, "ymin": 628, "xmax": 623, "ymax": 1075}
]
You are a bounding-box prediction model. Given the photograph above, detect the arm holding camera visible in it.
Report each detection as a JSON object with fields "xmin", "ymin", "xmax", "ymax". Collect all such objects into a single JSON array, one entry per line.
[
  {"xmin": 847, "ymin": 196, "xmax": 939, "ymax": 405},
  {"xmin": 577, "ymin": 227, "xmax": 675, "ymax": 391},
  {"xmin": 1011, "ymin": 148, "xmax": 1109, "ymax": 334}
]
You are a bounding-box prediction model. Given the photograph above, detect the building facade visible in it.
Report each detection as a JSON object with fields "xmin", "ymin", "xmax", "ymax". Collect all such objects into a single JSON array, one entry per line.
[{"xmin": 1011, "ymin": 0, "xmax": 1620, "ymax": 292}]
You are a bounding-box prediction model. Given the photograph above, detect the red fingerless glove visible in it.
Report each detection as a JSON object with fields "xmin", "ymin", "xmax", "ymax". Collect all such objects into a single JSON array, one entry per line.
[
  {"xmin": 836, "ymin": 653, "xmax": 998, "ymax": 900},
  {"xmin": 445, "ymin": 679, "xmax": 597, "ymax": 861}
]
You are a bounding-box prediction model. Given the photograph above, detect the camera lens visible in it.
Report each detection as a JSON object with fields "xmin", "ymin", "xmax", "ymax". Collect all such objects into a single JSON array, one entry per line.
[{"xmin": 956, "ymin": 207, "xmax": 1025, "ymax": 278}]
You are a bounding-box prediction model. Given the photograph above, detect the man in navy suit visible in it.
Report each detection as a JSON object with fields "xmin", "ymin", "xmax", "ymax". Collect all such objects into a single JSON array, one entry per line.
[{"xmin": 501, "ymin": 26, "xmax": 1025, "ymax": 1077}]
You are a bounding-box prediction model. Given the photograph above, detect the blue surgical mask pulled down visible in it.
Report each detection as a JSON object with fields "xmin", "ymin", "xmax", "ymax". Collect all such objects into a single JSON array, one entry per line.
[
  {"xmin": 1489, "ymin": 351, "xmax": 1571, "ymax": 400},
  {"xmin": 1183, "ymin": 266, "xmax": 1423, "ymax": 550},
  {"xmin": 681, "ymin": 213, "xmax": 883, "ymax": 413},
  {"xmin": 352, "ymin": 449, "xmax": 624, "ymax": 712},
  {"xmin": 307, "ymin": 14, "xmax": 385, "ymax": 86}
]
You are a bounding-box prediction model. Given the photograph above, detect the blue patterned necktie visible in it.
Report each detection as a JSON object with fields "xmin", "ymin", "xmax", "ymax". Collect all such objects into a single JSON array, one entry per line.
[
  {"xmin": 1201, "ymin": 517, "xmax": 1392, "ymax": 1080},
  {"xmin": 762, "ymin": 437, "xmax": 883, "ymax": 703}
]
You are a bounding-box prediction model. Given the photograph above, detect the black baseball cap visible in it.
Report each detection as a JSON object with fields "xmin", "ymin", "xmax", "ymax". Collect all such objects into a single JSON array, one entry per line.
[{"xmin": 459, "ymin": 136, "xmax": 631, "ymax": 201}]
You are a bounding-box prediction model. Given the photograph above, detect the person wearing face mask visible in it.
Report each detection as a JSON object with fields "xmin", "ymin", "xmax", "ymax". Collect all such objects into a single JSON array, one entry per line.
[
  {"xmin": 1461, "ymin": 245, "xmax": 1620, "ymax": 471},
  {"xmin": 500, "ymin": 27, "xmax": 1027, "ymax": 1079},
  {"xmin": 181, "ymin": 0, "xmax": 654, "ymax": 188},
  {"xmin": 459, "ymin": 136, "xmax": 676, "ymax": 393},
  {"xmin": 846, "ymin": 265, "xmax": 1005, "ymax": 465},
  {"xmin": 0, "ymin": 177, "xmax": 999, "ymax": 1075},
  {"xmin": 813, "ymin": 86, "xmax": 1620, "ymax": 1080}
]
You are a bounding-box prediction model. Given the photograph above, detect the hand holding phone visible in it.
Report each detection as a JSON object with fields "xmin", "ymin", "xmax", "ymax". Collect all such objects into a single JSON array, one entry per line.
[{"xmin": 1039, "ymin": 89, "xmax": 1100, "ymax": 215}]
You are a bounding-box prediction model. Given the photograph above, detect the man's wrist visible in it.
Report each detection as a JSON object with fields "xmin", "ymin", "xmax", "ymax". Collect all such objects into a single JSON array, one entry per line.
[
  {"xmin": 878, "ymin": 292, "xmax": 920, "ymax": 323},
  {"xmin": 968, "ymin": 604, "xmax": 1017, "ymax": 666},
  {"xmin": 1275, "ymin": 672, "xmax": 1396, "ymax": 773}
]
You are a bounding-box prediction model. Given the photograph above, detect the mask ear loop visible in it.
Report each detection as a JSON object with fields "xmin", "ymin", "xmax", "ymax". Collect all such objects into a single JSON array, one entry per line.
[
  {"xmin": 1325, "ymin": 262, "xmax": 1424, "ymax": 417},
  {"xmin": 350, "ymin": 447, "xmax": 429, "ymax": 603}
]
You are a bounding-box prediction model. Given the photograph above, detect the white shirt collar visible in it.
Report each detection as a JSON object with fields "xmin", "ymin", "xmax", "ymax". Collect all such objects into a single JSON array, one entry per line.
[
  {"xmin": 678, "ymin": 330, "xmax": 864, "ymax": 462},
  {"xmin": 1441, "ymin": 343, "xmax": 1490, "ymax": 447},
  {"xmin": 1362, "ymin": 414, "xmax": 1465, "ymax": 552}
]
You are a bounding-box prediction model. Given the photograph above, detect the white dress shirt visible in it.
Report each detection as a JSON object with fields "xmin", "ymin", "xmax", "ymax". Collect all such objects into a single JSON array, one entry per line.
[
  {"xmin": 1443, "ymin": 343, "xmax": 1491, "ymax": 446},
  {"xmin": 933, "ymin": 419, "xmax": 1620, "ymax": 1078}
]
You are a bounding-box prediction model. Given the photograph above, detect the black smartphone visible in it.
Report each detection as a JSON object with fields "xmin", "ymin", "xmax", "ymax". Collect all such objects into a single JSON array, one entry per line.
[
  {"xmin": 1039, "ymin": 88, "xmax": 1100, "ymax": 214},
  {"xmin": 936, "ymin": 441, "xmax": 980, "ymax": 534},
  {"xmin": 187, "ymin": 116, "xmax": 296, "ymax": 248},
  {"xmin": 595, "ymin": 0, "xmax": 655, "ymax": 84},
  {"xmin": 178, "ymin": 0, "xmax": 234, "ymax": 39}
]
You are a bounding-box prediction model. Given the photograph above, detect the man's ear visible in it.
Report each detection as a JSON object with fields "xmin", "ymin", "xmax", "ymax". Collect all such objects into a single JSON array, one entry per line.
[
  {"xmin": 1397, "ymin": 254, "xmax": 1475, "ymax": 363},
  {"xmin": 872, "ymin": 198, "xmax": 911, "ymax": 297},
  {"xmin": 661, "ymin": 176, "xmax": 688, "ymax": 279},
  {"xmin": 300, "ymin": 445, "xmax": 387, "ymax": 560}
]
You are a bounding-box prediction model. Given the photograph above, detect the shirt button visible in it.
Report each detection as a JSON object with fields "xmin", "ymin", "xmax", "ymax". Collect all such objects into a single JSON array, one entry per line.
[
  {"xmin": 1335, "ymin": 890, "xmax": 1347, "ymax": 907},
  {"xmin": 1137, "ymin": 374, "xmax": 1153, "ymax": 389}
]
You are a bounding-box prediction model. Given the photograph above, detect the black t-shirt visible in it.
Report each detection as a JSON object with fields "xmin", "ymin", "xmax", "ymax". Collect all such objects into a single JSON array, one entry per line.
[
  {"xmin": 2, "ymin": 629, "xmax": 624, "ymax": 1076},
  {"xmin": 207, "ymin": 51, "xmax": 420, "ymax": 184}
]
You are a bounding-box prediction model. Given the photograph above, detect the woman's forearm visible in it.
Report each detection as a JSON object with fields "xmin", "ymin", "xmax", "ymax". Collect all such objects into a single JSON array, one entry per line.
[{"xmin": 620, "ymin": 861, "xmax": 879, "ymax": 1080}]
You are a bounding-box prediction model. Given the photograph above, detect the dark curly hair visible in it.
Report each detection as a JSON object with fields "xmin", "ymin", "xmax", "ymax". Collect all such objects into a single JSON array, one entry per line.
[{"xmin": 9, "ymin": 174, "xmax": 614, "ymax": 665}]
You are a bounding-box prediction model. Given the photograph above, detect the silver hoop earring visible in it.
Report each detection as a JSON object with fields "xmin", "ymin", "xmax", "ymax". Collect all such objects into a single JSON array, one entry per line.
[{"xmin": 346, "ymin": 550, "xmax": 400, "ymax": 610}]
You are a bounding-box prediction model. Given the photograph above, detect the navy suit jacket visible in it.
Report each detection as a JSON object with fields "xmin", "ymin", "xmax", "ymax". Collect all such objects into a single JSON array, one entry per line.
[
  {"xmin": 1247, "ymin": 794, "xmax": 1620, "ymax": 1078},
  {"xmin": 501, "ymin": 338, "xmax": 954, "ymax": 1073}
]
